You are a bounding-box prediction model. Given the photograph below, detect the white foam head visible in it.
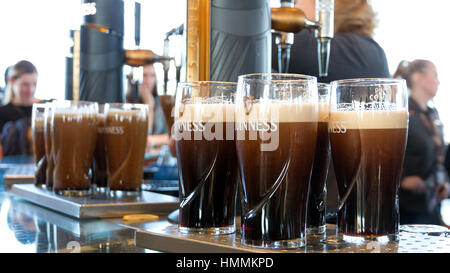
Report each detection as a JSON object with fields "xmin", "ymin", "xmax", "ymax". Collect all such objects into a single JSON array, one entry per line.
[
  {"xmin": 235, "ymin": 102, "xmax": 318, "ymax": 123},
  {"xmin": 329, "ymin": 110, "xmax": 408, "ymax": 129},
  {"xmin": 175, "ymin": 103, "xmax": 235, "ymax": 123}
]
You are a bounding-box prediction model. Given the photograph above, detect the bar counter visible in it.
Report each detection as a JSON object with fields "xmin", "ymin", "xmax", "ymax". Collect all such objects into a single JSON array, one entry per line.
[{"xmin": 1, "ymin": 157, "xmax": 449, "ymax": 253}]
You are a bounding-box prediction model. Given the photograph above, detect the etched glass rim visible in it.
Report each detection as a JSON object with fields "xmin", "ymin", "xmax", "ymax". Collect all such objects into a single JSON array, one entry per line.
[
  {"xmin": 177, "ymin": 81, "xmax": 237, "ymax": 104},
  {"xmin": 52, "ymin": 100, "xmax": 98, "ymax": 113},
  {"xmin": 105, "ymin": 102, "xmax": 149, "ymax": 111},
  {"xmin": 178, "ymin": 81, "xmax": 237, "ymax": 89},
  {"xmin": 238, "ymin": 73, "xmax": 317, "ymax": 84},
  {"xmin": 331, "ymin": 78, "xmax": 406, "ymax": 87}
]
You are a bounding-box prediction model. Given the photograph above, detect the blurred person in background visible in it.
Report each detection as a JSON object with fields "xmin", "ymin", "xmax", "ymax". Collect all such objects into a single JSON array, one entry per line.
[
  {"xmin": 275, "ymin": 0, "xmax": 391, "ymax": 82},
  {"xmin": 126, "ymin": 64, "xmax": 167, "ymax": 135},
  {"xmin": 0, "ymin": 60, "xmax": 40, "ymax": 156},
  {"xmin": 394, "ymin": 59, "xmax": 450, "ymax": 225},
  {"xmin": 126, "ymin": 64, "xmax": 168, "ymax": 157}
]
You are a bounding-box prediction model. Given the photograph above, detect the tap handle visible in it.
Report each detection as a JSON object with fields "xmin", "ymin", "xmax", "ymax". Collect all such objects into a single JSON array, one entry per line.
[
  {"xmin": 315, "ymin": 0, "xmax": 334, "ymax": 39},
  {"xmin": 315, "ymin": 0, "xmax": 334, "ymax": 77}
]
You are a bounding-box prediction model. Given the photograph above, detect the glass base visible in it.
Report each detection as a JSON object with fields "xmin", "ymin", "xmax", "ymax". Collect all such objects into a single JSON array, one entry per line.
[
  {"xmin": 306, "ymin": 225, "xmax": 327, "ymax": 243},
  {"xmin": 54, "ymin": 189, "xmax": 91, "ymax": 197},
  {"xmin": 338, "ymin": 233, "xmax": 398, "ymax": 244},
  {"xmin": 241, "ymin": 237, "xmax": 305, "ymax": 249},
  {"xmin": 307, "ymin": 224, "xmax": 326, "ymax": 235},
  {"xmin": 34, "ymin": 184, "xmax": 47, "ymax": 190},
  {"xmin": 178, "ymin": 225, "xmax": 236, "ymax": 235},
  {"xmin": 108, "ymin": 189, "xmax": 141, "ymax": 198},
  {"xmin": 400, "ymin": 224, "xmax": 449, "ymax": 236},
  {"xmin": 92, "ymin": 186, "xmax": 108, "ymax": 194}
]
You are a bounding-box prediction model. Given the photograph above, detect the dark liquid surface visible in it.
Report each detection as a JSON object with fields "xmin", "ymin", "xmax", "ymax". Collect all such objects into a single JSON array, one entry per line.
[
  {"xmin": 330, "ymin": 128, "xmax": 407, "ymax": 236},
  {"xmin": 104, "ymin": 112, "xmax": 148, "ymax": 191},
  {"xmin": 307, "ymin": 122, "xmax": 330, "ymax": 228},
  {"xmin": 175, "ymin": 121, "xmax": 238, "ymax": 229},
  {"xmin": 236, "ymin": 122, "xmax": 317, "ymax": 244},
  {"xmin": 52, "ymin": 114, "xmax": 97, "ymax": 191}
]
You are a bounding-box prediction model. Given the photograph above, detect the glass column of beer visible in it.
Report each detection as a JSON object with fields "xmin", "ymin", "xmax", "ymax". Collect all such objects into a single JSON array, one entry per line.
[
  {"xmin": 103, "ymin": 103, "xmax": 148, "ymax": 196},
  {"xmin": 235, "ymin": 73, "xmax": 319, "ymax": 249},
  {"xmin": 329, "ymin": 78, "xmax": 408, "ymax": 243},
  {"xmin": 51, "ymin": 101, "xmax": 98, "ymax": 196},
  {"xmin": 31, "ymin": 104, "xmax": 47, "ymax": 187},
  {"xmin": 44, "ymin": 102, "xmax": 55, "ymax": 190},
  {"xmin": 307, "ymin": 83, "xmax": 331, "ymax": 240},
  {"xmin": 92, "ymin": 104, "xmax": 108, "ymax": 193},
  {"xmin": 174, "ymin": 81, "xmax": 238, "ymax": 235}
]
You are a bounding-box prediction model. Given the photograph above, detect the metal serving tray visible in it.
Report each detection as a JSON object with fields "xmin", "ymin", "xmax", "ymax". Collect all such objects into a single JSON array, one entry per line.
[
  {"xmin": 11, "ymin": 184, "xmax": 179, "ymax": 219},
  {"xmin": 2, "ymin": 164, "xmax": 34, "ymax": 189},
  {"xmin": 133, "ymin": 221, "xmax": 450, "ymax": 253}
]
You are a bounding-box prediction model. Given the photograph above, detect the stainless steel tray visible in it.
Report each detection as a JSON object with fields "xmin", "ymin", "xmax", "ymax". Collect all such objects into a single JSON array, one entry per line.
[
  {"xmin": 2, "ymin": 164, "xmax": 34, "ymax": 189},
  {"xmin": 8, "ymin": 197, "xmax": 124, "ymax": 236},
  {"xmin": 133, "ymin": 221, "xmax": 450, "ymax": 253},
  {"xmin": 11, "ymin": 184, "xmax": 179, "ymax": 219}
]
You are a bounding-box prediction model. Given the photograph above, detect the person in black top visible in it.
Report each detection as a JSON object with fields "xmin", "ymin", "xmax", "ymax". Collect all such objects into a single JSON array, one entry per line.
[
  {"xmin": 273, "ymin": 0, "xmax": 391, "ymax": 82},
  {"xmin": 0, "ymin": 60, "xmax": 40, "ymax": 156},
  {"xmin": 394, "ymin": 59, "xmax": 450, "ymax": 225}
]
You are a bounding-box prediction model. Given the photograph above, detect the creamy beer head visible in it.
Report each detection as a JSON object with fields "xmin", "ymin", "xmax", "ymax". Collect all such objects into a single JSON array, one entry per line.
[
  {"xmin": 175, "ymin": 103, "xmax": 235, "ymax": 123},
  {"xmin": 329, "ymin": 110, "xmax": 408, "ymax": 132},
  {"xmin": 235, "ymin": 102, "xmax": 318, "ymax": 123}
]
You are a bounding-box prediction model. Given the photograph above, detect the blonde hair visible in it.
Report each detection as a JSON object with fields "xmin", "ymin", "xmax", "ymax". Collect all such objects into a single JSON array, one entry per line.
[
  {"xmin": 393, "ymin": 59, "xmax": 433, "ymax": 89},
  {"xmin": 334, "ymin": 0, "xmax": 377, "ymax": 37},
  {"xmin": 3, "ymin": 60, "xmax": 38, "ymax": 105}
]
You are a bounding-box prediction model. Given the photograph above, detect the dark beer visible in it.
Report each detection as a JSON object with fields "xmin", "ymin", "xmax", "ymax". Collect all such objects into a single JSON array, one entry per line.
[
  {"xmin": 44, "ymin": 114, "xmax": 54, "ymax": 189},
  {"xmin": 329, "ymin": 111, "xmax": 408, "ymax": 238},
  {"xmin": 307, "ymin": 122, "xmax": 330, "ymax": 231},
  {"xmin": 52, "ymin": 112, "xmax": 97, "ymax": 195},
  {"xmin": 104, "ymin": 108, "xmax": 148, "ymax": 193},
  {"xmin": 307, "ymin": 104, "xmax": 330, "ymax": 233},
  {"xmin": 175, "ymin": 104, "xmax": 237, "ymax": 233},
  {"xmin": 92, "ymin": 114, "xmax": 107, "ymax": 189},
  {"xmin": 32, "ymin": 118, "xmax": 46, "ymax": 186},
  {"xmin": 236, "ymin": 104, "xmax": 318, "ymax": 247}
]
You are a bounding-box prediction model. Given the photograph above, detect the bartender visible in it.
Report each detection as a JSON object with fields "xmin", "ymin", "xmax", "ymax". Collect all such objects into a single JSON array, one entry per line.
[{"xmin": 272, "ymin": 0, "xmax": 391, "ymax": 82}]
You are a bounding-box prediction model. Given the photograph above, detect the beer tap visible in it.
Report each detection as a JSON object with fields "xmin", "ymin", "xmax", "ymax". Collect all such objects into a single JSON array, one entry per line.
[
  {"xmin": 315, "ymin": 0, "xmax": 334, "ymax": 78},
  {"xmin": 271, "ymin": 0, "xmax": 334, "ymax": 77},
  {"xmin": 163, "ymin": 24, "xmax": 184, "ymax": 94},
  {"xmin": 271, "ymin": 0, "xmax": 320, "ymax": 73}
]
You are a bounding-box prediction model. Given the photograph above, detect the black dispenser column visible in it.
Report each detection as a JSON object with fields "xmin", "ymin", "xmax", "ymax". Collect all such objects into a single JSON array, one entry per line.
[
  {"xmin": 210, "ymin": 0, "xmax": 271, "ymax": 82},
  {"xmin": 79, "ymin": 0, "xmax": 124, "ymax": 103}
]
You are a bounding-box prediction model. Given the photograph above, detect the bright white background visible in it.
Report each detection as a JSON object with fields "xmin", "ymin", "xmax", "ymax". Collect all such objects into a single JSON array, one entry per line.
[{"xmin": 0, "ymin": 0, "xmax": 449, "ymax": 140}]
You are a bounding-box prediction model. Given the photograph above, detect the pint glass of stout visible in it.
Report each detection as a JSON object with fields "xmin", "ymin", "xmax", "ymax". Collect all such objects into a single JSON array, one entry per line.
[
  {"xmin": 307, "ymin": 83, "xmax": 331, "ymax": 237},
  {"xmin": 104, "ymin": 103, "xmax": 148, "ymax": 195},
  {"xmin": 174, "ymin": 81, "xmax": 238, "ymax": 235},
  {"xmin": 329, "ymin": 78, "xmax": 408, "ymax": 243},
  {"xmin": 31, "ymin": 104, "xmax": 47, "ymax": 187},
  {"xmin": 44, "ymin": 103, "xmax": 55, "ymax": 190},
  {"xmin": 235, "ymin": 73, "xmax": 319, "ymax": 248},
  {"xmin": 51, "ymin": 101, "xmax": 98, "ymax": 196}
]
